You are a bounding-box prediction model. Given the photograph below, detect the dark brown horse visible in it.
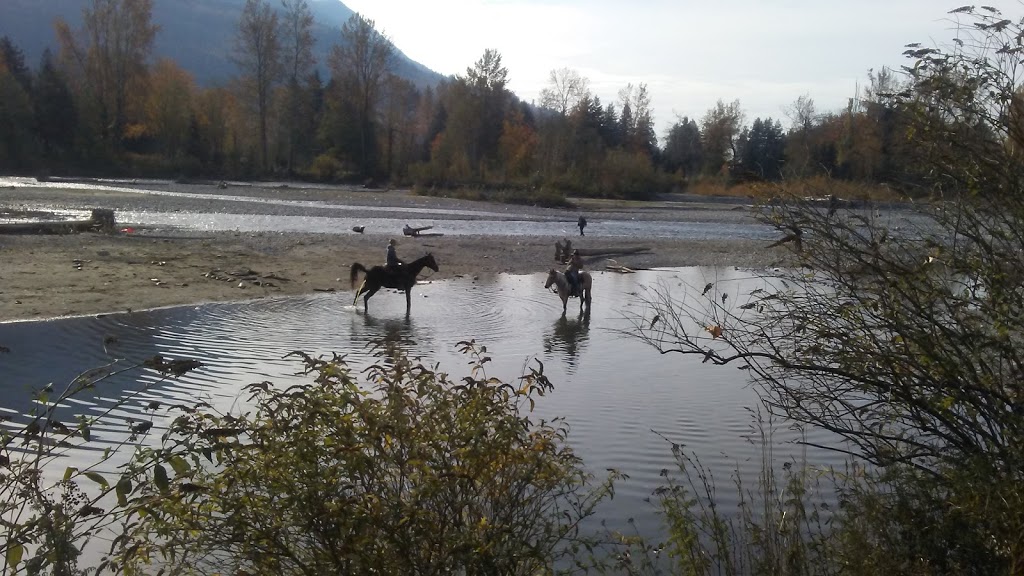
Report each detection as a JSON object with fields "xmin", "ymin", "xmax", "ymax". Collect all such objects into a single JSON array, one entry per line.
[{"xmin": 351, "ymin": 253, "xmax": 439, "ymax": 312}]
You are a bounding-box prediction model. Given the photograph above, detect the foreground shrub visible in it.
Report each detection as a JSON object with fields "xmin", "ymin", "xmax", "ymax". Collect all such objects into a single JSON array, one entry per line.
[
  {"xmin": 0, "ymin": 356, "xmax": 204, "ymax": 576},
  {"xmin": 114, "ymin": 342, "xmax": 617, "ymax": 574},
  {"xmin": 622, "ymin": 6, "xmax": 1024, "ymax": 572}
]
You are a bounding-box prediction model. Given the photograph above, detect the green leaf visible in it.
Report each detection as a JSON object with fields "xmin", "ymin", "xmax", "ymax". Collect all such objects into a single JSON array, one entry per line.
[
  {"xmin": 154, "ymin": 464, "xmax": 170, "ymax": 492},
  {"xmin": 116, "ymin": 479, "xmax": 130, "ymax": 507},
  {"xmin": 79, "ymin": 421, "xmax": 91, "ymax": 442},
  {"xmin": 6, "ymin": 542, "xmax": 24, "ymax": 568},
  {"xmin": 84, "ymin": 471, "xmax": 109, "ymax": 488},
  {"xmin": 63, "ymin": 466, "xmax": 78, "ymax": 482},
  {"xmin": 168, "ymin": 456, "xmax": 190, "ymax": 477}
]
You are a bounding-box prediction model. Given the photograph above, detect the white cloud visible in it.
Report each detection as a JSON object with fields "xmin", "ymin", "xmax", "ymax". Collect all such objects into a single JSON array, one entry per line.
[{"xmin": 341, "ymin": 0, "xmax": 965, "ymax": 137}]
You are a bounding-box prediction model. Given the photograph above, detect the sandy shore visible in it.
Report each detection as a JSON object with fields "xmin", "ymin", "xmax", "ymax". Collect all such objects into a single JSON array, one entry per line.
[{"xmin": 0, "ymin": 181, "xmax": 783, "ymax": 322}]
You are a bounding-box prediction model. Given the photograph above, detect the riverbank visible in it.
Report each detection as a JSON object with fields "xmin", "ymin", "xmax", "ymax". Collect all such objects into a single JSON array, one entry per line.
[{"xmin": 0, "ymin": 181, "xmax": 785, "ymax": 322}]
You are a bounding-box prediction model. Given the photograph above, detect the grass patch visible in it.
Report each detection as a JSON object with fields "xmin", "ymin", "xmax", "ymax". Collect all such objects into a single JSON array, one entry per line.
[
  {"xmin": 413, "ymin": 185, "xmax": 575, "ymax": 208},
  {"xmin": 688, "ymin": 176, "xmax": 911, "ymax": 202}
]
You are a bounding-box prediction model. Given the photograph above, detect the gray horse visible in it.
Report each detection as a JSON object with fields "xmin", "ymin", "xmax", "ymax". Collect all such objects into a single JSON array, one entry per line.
[{"xmin": 545, "ymin": 268, "xmax": 592, "ymax": 314}]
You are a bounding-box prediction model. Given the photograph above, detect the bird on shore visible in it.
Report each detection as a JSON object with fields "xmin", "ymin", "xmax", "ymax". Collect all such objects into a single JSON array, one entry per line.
[
  {"xmin": 827, "ymin": 195, "xmax": 840, "ymax": 218},
  {"xmin": 767, "ymin": 224, "xmax": 803, "ymax": 252}
]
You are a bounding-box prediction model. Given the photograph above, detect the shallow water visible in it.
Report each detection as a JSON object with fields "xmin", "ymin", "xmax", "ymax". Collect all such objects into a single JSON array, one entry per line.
[{"xmin": 0, "ymin": 268, "xmax": 846, "ymax": 541}]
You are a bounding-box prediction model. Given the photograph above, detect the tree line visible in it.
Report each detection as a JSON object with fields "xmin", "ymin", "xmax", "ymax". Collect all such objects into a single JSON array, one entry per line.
[{"xmin": 0, "ymin": 0, "xmax": 923, "ymax": 199}]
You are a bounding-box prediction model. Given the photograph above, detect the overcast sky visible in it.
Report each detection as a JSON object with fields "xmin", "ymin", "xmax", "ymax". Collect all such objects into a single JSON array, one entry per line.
[{"xmin": 340, "ymin": 0, "xmax": 967, "ymax": 140}]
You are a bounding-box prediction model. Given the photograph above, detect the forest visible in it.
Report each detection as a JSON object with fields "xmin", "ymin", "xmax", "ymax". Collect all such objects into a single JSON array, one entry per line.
[{"xmin": 0, "ymin": 0, "xmax": 919, "ymax": 201}]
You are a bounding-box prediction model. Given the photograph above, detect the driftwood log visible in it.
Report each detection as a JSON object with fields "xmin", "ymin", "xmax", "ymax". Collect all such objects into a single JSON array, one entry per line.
[
  {"xmin": 0, "ymin": 208, "xmax": 116, "ymax": 235},
  {"xmin": 604, "ymin": 259, "xmax": 636, "ymax": 273},
  {"xmin": 403, "ymin": 224, "xmax": 434, "ymax": 237},
  {"xmin": 555, "ymin": 239, "xmax": 649, "ymax": 263}
]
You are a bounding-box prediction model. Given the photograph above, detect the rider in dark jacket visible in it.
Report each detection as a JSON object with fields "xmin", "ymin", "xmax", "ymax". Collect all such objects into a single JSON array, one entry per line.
[
  {"xmin": 565, "ymin": 249, "xmax": 583, "ymax": 296},
  {"xmin": 386, "ymin": 239, "xmax": 401, "ymax": 271}
]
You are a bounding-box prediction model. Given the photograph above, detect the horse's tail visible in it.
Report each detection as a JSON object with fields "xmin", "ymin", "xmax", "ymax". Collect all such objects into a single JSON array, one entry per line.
[
  {"xmin": 353, "ymin": 279, "xmax": 366, "ymax": 305},
  {"xmin": 350, "ymin": 263, "xmax": 367, "ymax": 289}
]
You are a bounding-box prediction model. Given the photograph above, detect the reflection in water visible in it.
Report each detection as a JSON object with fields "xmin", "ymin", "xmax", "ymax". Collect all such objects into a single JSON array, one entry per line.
[
  {"xmin": 360, "ymin": 310, "xmax": 411, "ymax": 337},
  {"xmin": 359, "ymin": 310, "xmax": 414, "ymax": 348},
  {"xmin": 543, "ymin": 308, "xmax": 591, "ymax": 373}
]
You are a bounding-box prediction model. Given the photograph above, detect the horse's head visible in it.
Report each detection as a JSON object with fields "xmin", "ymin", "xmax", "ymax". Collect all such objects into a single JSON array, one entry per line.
[
  {"xmin": 424, "ymin": 252, "xmax": 439, "ymax": 272},
  {"xmin": 544, "ymin": 269, "xmax": 557, "ymax": 289}
]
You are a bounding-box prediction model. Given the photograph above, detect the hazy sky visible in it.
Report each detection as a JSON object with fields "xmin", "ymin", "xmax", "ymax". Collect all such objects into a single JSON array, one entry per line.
[{"xmin": 339, "ymin": 0, "xmax": 966, "ymax": 139}]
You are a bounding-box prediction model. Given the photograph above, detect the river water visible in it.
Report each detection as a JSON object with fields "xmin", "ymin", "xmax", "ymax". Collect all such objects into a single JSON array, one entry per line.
[
  {"xmin": 0, "ymin": 267, "xmax": 846, "ymax": 543},
  {"xmin": 0, "ymin": 176, "xmax": 778, "ymax": 240}
]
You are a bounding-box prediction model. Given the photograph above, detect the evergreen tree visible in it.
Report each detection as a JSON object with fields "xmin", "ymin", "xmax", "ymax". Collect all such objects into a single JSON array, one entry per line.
[
  {"xmin": 599, "ymin": 101, "xmax": 620, "ymax": 149},
  {"xmin": 0, "ymin": 36, "xmax": 32, "ymax": 93},
  {"xmin": 0, "ymin": 66, "xmax": 36, "ymax": 171},
  {"xmin": 464, "ymin": 48, "xmax": 510, "ymax": 168},
  {"xmin": 662, "ymin": 117, "xmax": 703, "ymax": 178},
  {"xmin": 618, "ymin": 83, "xmax": 657, "ymax": 154},
  {"xmin": 33, "ymin": 49, "xmax": 77, "ymax": 162},
  {"xmin": 737, "ymin": 117, "xmax": 786, "ymax": 180}
]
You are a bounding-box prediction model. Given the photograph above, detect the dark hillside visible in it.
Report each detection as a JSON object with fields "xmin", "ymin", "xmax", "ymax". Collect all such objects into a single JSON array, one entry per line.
[{"xmin": 0, "ymin": 0, "xmax": 444, "ymax": 88}]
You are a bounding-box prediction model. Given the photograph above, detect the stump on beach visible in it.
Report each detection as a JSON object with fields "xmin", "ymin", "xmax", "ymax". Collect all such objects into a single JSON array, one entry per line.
[
  {"xmin": 91, "ymin": 209, "xmax": 116, "ymax": 232},
  {"xmin": 555, "ymin": 239, "xmax": 573, "ymax": 263}
]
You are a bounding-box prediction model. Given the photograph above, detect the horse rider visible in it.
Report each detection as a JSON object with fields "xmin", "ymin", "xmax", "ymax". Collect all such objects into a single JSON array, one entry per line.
[
  {"xmin": 565, "ymin": 249, "xmax": 583, "ymax": 297},
  {"xmin": 578, "ymin": 215, "xmax": 587, "ymax": 236},
  {"xmin": 386, "ymin": 238, "xmax": 402, "ymax": 271}
]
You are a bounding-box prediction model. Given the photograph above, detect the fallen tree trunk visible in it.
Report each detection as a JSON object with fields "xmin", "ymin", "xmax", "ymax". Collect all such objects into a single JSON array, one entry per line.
[
  {"xmin": 604, "ymin": 259, "xmax": 636, "ymax": 273},
  {"xmin": 576, "ymin": 246, "xmax": 650, "ymax": 257},
  {"xmin": 554, "ymin": 240, "xmax": 651, "ymax": 262}
]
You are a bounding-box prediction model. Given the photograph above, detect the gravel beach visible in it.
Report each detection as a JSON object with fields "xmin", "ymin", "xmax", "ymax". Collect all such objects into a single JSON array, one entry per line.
[{"xmin": 0, "ymin": 179, "xmax": 784, "ymax": 322}]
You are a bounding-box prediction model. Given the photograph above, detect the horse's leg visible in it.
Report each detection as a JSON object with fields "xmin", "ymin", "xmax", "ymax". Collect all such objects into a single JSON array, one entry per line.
[
  {"xmin": 362, "ymin": 285, "xmax": 380, "ymax": 311},
  {"xmin": 405, "ymin": 289, "xmax": 411, "ymax": 312},
  {"xmin": 561, "ymin": 292, "xmax": 568, "ymax": 313}
]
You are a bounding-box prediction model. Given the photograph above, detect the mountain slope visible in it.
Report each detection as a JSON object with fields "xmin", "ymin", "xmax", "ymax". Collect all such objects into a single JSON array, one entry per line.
[{"xmin": 0, "ymin": 0, "xmax": 444, "ymax": 88}]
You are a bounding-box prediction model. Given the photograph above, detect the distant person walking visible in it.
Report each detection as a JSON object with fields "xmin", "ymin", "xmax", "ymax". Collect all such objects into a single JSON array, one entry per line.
[{"xmin": 577, "ymin": 215, "xmax": 587, "ymax": 236}]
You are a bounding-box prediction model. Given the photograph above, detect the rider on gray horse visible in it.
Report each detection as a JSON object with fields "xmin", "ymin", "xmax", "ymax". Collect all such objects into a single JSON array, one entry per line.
[{"xmin": 565, "ymin": 249, "xmax": 583, "ymax": 297}]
